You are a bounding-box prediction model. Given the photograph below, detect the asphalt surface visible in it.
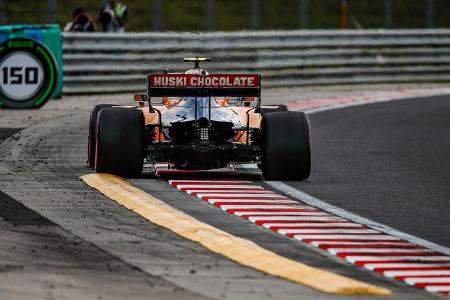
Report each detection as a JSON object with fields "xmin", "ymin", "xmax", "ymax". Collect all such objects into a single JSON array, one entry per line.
[
  {"xmin": 0, "ymin": 94, "xmax": 448, "ymax": 299},
  {"xmin": 2, "ymin": 115, "xmax": 424, "ymax": 300},
  {"xmin": 0, "ymin": 127, "xmax": 209, "ymax": 300},
  {"xmin": 290, "ymin": 95, "xmax": 450, "ymax": 248}
]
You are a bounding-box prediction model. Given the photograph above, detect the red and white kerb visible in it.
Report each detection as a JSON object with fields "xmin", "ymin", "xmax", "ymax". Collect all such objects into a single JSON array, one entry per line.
[{"xmin": 168, "ymin": 179, "xmax": 450, "ymax": 296}]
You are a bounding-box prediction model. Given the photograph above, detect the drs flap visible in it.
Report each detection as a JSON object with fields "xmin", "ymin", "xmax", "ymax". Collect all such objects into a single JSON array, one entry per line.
[{"xmin": 148, "ymin": 74, "xmax": 261, "ymax": 97}]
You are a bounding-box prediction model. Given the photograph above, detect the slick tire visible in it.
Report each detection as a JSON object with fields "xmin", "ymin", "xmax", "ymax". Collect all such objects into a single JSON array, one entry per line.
[
  {"xmin": 260, "ymin": 104, "xmax": 288, "ymax": 115},
  {"xmin": 95, "ymin": 107, "xmax": 144, "ymax": 177},
  {"xmin": 87, "ymin": 104, "xmax": 115, "ymax": 168},
  {"xmin": 260, "ymin": 111, "xmax": 311, "ymax": 181}
]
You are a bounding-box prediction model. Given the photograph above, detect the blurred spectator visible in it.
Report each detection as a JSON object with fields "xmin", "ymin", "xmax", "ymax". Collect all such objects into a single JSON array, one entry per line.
[
  {"xmin": 98, "ymin": 0, "xmax": 128, "ymax": 32},
  {"xmin": 64, "ymin": 7, "xmax": 96, "ymax": 32}
]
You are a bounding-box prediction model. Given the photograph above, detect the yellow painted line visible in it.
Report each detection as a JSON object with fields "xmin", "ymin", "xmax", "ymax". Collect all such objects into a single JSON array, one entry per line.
[{"xmin": 81, "ymin": 173, "xmax": 391, "ymax": 296}]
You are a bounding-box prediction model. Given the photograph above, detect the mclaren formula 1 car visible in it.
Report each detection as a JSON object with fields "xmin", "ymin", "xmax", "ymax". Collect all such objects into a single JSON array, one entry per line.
[{"xmin": 87, "ymin": 58, "xmax": 310, "ymax": 180}]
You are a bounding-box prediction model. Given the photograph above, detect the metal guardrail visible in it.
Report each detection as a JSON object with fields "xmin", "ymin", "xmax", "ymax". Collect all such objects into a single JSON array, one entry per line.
[{"xmin": 62, "ymin": 30, "xmax": 450, "ymax": 94}]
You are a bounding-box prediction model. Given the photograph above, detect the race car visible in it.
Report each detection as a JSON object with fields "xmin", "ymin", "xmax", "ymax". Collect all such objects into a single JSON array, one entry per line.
[{"xmin": 87, "ymin": 58, "xmax": 310, "ymax": 180}]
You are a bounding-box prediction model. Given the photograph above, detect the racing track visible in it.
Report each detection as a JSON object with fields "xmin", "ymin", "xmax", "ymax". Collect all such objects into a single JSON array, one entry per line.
[
  {"xmin": 0, "ymin": 94, "xmax": 449, "ymax": 299},
  {"xmin": 292, "ymin": 95, "xmax": 450, "ymax": 248}
]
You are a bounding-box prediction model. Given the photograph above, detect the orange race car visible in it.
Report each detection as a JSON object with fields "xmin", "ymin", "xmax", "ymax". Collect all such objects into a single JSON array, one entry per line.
[{"xmin": 87, "ymin": 58, "xmax": 310, "ymax": 180}]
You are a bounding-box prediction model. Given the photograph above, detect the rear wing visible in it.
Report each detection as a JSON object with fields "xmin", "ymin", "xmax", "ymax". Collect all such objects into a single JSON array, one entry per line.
[{"xmin": 148, "ymin": 74, "xmax": 261, "ymax": 97}]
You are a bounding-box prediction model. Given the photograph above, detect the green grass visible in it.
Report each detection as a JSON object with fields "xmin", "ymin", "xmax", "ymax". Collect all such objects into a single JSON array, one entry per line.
[{"xmin": 2, "ymin": 0, "xmax": 450, "ymax": 31}]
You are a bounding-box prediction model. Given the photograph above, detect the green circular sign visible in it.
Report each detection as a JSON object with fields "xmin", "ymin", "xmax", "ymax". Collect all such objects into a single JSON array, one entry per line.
[{"xmin": 0, "ymin": 38, "xmax": 58, "ymax": 108}]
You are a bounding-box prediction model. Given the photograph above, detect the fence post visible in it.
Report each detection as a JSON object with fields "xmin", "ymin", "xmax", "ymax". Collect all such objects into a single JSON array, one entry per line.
[
  {"xmin": 206, "ymin": 0, "xmax": 214, "ymax": 31},
  {"xmin": 340, "ymin": 0, "xmax": 349, "ymax": 29},
  {"xmin": 425, "ymin": 0, "xmax": 434, "ymax": 28},
  {"xmin": 299, "ymin": 0, "xmax": 308, "ymax": 29},
  {"xmin": 251, "ymin": 0, "xmax": 260, "ymax": 30},
  {"xmin": 153, "ymin": 0, "xmax": 162, "ymax": 31},
  {"xmin": 384, "ymin": 0, "xmax": 393, "ymax": 28},
  {"xmin": 47, "ymin": 0, "xmax": 56, "ymax": 24},
  {"xmin": 0, "ymin": 0, "xmax": 4, "ymax": 25}
]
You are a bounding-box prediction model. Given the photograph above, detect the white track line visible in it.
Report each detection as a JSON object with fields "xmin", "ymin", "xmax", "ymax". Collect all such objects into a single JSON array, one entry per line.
[
  {"xmin": 327, "ymin": 248, "xmax": 434, "ymax": 255},
  {"xmin": 176, "ymin": 184, "xmax": 264, "ymax": 189},
  {"xmin": 405, "ymin": 277, "xmax": 450, "ymax": 284},
  {"xmin": 187, "ymin": 190, "xmax": 275, "ymax": 194},
  {"xmin": 205, "ymin": 197, "xmax": 290, "ymax": 201},
  {"xmin": 233, "ymin": 211, "xmax": 320, "ymax": 216},
  {"xmin": 310, "ymin": 241, "xmax": 410, "ymax": 247},
  {"xmin": 265, "ymin": 181, "xmax": 450, "ymax": 256},
  {"xmin": 425, "ymin": 286, "xmax": 450, "ymax": 293},
  {"xmin": 169, "ymin": 180, "xmax": 252, "ymax": 184},
  {"xmin": 262, "ymin": 223, "xmax": 362, "ymax": 228},
  {"xmin": 385, "ymin": 271, "xmax": 450, "ymax": 278},
  {"xmin": 248, "ymin": 216, "xmax": 344, "ymax": 222},
  {"xmin": 207, "ymin": 199, "xmax": 299, "ymax": 204},
  {"xmin": 196, "ymin": 193, "xmax": 284, "ymax": 198},
  {"xmin": 219, "ymin": 204, "xmax": 304, "ymax": 210},
  {"xmin": 294, "ymin": 234, "xmax": 401, "ymax": 241},
  {"xmin": 363, "ymin": 263, "xmax": 450, "ymax": 270},
  {"xmin": 278, "ymin": 228, "xmax": 379, "ymax": 234},
  {"xmin": 345, "ymin": 256, "xmax": 450, "ymax": 263}
]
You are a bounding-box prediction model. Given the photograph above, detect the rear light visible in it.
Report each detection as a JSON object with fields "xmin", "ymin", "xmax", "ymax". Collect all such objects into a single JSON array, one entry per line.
[
  {"xmin": 134, "ymin": 94, "xmax": 148, "ymax": 102},
  {"xmin": 199, "ymin": 127, "xmax": 209, "ymax": 141}
]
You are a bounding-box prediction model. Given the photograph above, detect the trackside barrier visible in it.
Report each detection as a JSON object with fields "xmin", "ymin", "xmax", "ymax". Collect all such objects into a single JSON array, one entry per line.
[{"xmin": 62, "ymin": 30, "xmax": 450, "ymax": 94}]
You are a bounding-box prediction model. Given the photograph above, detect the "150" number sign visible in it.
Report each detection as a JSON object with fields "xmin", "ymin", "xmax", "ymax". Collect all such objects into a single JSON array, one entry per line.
[
  {"xmin": 2, "ymin": 66, "xmax": 39, "ymax": 85},
  {"xmin": 0, "ymin": 38, "xmax": 57, "ymax": 108}
]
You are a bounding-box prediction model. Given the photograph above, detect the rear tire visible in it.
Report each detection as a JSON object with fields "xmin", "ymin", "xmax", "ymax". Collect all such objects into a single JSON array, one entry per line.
[
  {"xmin": 95, "ymin": 107, "xmax": 144, "ymax": 177},
  {"xmin": 88, "ymin": 104, "xmax": 115, "ymax": 168},
  {"xmin": 260, "ymin": 111, "xmax": 311, "ymax": 181}
]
